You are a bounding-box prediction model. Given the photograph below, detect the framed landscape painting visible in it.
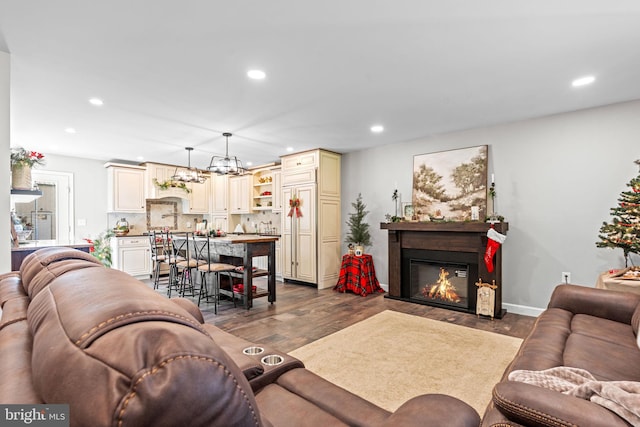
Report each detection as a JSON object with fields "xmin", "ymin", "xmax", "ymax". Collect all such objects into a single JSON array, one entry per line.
[{"xmin": 412, "ymin": 145, "xmax": 488, "ymax": 222}]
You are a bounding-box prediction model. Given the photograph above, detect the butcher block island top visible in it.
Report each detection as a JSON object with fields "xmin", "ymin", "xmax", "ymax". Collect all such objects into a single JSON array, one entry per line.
[{"xmin": 214, "ymin": 234, "xmax": 279, "ymax": 244}]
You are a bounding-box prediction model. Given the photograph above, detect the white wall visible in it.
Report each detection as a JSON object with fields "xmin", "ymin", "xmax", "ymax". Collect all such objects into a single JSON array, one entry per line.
[
  {"xmin": 40, "ymin": 154, "xmax": 109, "ymax": 240},
  {"xmin": 0, "ymin": 51, "xmax": 10, "ymax": 272},
  {"xmin": 342, "ymin": 100, "xmax": 640, "ymax": 313}
]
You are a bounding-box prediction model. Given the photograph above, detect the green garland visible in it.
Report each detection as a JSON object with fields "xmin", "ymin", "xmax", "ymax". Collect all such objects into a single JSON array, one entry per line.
[{"xmin": 153, "ymin": 178, "xmax": 191, "ymax": 193}]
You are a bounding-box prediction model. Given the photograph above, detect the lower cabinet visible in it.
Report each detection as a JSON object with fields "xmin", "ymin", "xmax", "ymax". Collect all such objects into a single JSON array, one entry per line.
[{"xmin": 110, "ymin": 236, "xmax": 151, "ymax": 278}]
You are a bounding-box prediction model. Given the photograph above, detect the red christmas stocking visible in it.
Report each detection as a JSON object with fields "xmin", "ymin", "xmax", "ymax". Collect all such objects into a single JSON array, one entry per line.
[{"xmin": 484, "ymin": 228, "xmax": 507, "ymax": 273}]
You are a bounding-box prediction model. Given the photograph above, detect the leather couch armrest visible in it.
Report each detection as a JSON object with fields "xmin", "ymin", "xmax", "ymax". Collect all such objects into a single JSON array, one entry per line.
[
  {"xmin": 548, "ymin": 284, "xmax": 640, "ymax": 324},
  {"xmin": 170, "ymin": 297, "xmax": 205, "ymax": 323},
  {"xmin": 380, "ymin": 394, "xmax": 480, "ymax": 427},
  {"xmin": 493, "ymin": 382, "xmax": 630, "ymax": 427}
]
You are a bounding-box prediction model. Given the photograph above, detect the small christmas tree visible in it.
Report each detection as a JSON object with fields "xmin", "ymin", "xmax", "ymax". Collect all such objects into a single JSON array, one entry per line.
[
  {"xmin": 596, "ymin": 160, "xmax": 640, "ymax": 267},
  {"xmin": 345, "ymin": 193, "xmax": 372, "ymax": 247}
]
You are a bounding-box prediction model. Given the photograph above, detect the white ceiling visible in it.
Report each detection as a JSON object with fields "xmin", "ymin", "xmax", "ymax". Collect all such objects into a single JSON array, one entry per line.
[{"xmin": 1, "ymin": 1, "xmax": 639, "ymax": 170}]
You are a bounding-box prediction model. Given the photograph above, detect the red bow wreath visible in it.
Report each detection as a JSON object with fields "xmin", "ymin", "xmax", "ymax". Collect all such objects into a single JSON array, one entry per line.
[{"xmin": 288, "ymin": 196, "xmax": 302, "ymax": 218}]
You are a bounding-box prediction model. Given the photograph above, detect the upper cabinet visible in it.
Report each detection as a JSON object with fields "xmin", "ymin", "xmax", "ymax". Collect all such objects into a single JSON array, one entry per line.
[
  {"xmin": 144, "ymin": 163, "xmax": 191, "ymax": 200},
  {"xmin": 185, "ymin": 177, "xmax": 211, "ymax": 214},
  {"xmin": 228, "ymin": 175, "xmax": 252, "ymax": 214},
  {"xmin": 105, "ymin": 163, "xmax": 146, "ymax": 213},
  {"xmin": 211, "ymin": 174, "xmax": 229, "ymax": 214},
  {"xmin": 281, "ymin": 151, "xmax": 318, "ymax": 170},
  {"xmin": 143, "ymin": 162, "xmax": 210, "ymax": 213}
]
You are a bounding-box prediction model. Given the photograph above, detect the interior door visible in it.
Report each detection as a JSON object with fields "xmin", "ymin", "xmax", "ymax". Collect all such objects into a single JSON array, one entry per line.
[{"xmin": 15, "ymin": 171, "xmax": 73, "ymax": 242}]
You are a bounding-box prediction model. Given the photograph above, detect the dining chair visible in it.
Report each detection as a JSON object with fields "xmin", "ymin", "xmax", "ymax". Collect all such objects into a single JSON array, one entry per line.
[{"xmin": 194, "ymin": 235, "xmax": 236, "ymax": 313}]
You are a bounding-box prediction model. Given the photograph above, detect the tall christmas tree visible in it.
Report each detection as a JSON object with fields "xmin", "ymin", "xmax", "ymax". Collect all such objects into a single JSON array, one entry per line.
[
  {"xmin": 596, "ymin": 160, "xmax": 640, "ymax": 267},
  {"xmin": 345, "ymin": 193, "xmax": 372, "ymax": 247}
]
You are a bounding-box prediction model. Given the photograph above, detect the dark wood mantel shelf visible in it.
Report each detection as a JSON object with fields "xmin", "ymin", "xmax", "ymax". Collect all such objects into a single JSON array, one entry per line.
[
  {"xmin": 380, "ymin": 221, "xmax": 508, "ymax": 234},
  {"xmin": 380, "ymin": 221, "xmax": 509, "ymax": 318}
]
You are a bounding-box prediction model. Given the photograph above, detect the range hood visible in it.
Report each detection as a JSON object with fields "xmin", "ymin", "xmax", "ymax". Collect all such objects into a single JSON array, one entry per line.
[{"xmin": 11, "ymin": 188, "xmax": 43, "ymax": 203}]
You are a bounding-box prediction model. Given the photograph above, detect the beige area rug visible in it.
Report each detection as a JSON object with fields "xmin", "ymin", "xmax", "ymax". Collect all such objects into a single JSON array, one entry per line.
[{"xmin": 289, "ymin": 310, "xmax": 522, "ymax": 415}]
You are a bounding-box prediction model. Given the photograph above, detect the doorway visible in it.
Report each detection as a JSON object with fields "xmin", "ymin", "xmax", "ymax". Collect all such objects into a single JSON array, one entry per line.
[{"xmin": 13, "ymin": 171, "xmax": 74, "ymax": 242}]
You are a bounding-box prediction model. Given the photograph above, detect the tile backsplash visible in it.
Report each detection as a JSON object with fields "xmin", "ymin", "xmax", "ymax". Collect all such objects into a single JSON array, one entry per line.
[{"xmin": 108, "ymin": 211, "xmax": 204, "ymax": 234}]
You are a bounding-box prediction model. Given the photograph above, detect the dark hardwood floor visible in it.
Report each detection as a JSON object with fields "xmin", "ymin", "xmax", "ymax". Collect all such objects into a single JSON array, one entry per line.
[{"xmin": 148, "ymin": 276, "xmax": 536, "ymax": 354}]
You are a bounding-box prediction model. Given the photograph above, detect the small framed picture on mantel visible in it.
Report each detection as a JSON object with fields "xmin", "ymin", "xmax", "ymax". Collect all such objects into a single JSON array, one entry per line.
[{"xmin": 402, "ymin": 202, "xmax": 415, "ymax": 221}]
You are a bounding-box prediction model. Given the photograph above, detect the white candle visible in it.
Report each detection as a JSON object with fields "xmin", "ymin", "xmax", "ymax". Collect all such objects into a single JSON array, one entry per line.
[{"xmin": 491, "ymin": 174, "xmax": 495, "ymax": 185}]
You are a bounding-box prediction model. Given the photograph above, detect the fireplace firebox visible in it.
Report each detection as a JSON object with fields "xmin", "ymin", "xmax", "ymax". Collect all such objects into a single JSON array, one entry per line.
[
  {"xmin": 403, "ymin": 249, "xmax": 478, "ymax": 312},
  {"xmin": 381, "ymin": 222, "xmax": 508, "ymax": 318}
]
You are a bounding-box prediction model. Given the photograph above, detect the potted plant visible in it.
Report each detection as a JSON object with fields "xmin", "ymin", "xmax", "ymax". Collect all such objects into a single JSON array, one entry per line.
[
  {"xmin": 345, "ymin": 193, "xmax": 372, "ymax": 255},
  {"xmin": 85, "ymin": 229, "xmax": 115, "ymax": 267},
  {"xmin": 10, "ymin": 147, "xmax": 45, "ymax": 190}
]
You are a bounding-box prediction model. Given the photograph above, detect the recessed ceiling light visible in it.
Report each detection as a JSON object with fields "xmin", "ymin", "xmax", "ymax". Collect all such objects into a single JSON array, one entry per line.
[
  {"xmin": 371, "ymin": 125, "xmax": 384, "ymax": 133},
  {"xmin": 286, "ymin": 147, "xmax": 294, "ymax": 152},
  {"xmin": 136, "ymin": 156, "xmax": 145, "ymax": 161},
  {"xmin": 572, "ymin": 75, "xmax": 595, "ymax": 87},
  {"xmin": 89, "ymin": 97, "xmax": 104, "ymax": 106},
  {"xmin": 65, "ymin": 127, "xmax": 76, "ymax": 134},
  {"xmin": 246, "ymin": 161, "xmax": 253, "ymax": 167},
  {"xmin": 247, "ymin": 69, "xmax": 266, "ymax": 80}
]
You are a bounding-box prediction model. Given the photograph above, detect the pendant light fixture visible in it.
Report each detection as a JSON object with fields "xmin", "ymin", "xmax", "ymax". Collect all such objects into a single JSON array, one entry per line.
[
  {"xmin": 171, "ymin": 147, "xmax": 207, "ymax": 184},
  {"xmin": 207, "ymin": 132, "xmax": 246, "ymax": 176}
]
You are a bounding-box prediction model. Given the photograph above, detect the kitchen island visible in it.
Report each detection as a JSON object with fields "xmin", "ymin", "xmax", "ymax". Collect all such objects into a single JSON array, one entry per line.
[
  {"xmin": 207, "ymin": 234, "xmax": 278, "ymax": 309},
  {"xmin": 173, "ymin": 233, "xmax": 279, "ymax": 309},
  {"xmin": 11, "ymin": 240, "xmax": 94, "ymax": 271}
]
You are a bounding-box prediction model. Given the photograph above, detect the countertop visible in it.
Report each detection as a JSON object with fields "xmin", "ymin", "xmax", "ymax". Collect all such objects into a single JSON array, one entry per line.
[
  {"xmin": 12, "ymin": 240, "xmax": 93, "ymax": 252},
  {"xmin": 171, "ymin": 234, "xmax": 280, "ymax": 244},
  {"xmin": 213, "ymin": 234, "xmax": 279, "ymax": 244}
]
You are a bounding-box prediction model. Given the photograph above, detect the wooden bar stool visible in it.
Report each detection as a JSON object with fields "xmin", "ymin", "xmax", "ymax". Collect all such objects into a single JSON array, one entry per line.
[
  {"xmin": 148, "ymin": 231, "xmax": 167, "ymax": 289},
  {"xmin": 194, "ymin": 236, "xmax": 236, "ymax": 313},
  {"xmin": 168, "ymin": 232, "xmax": 202, "ymax": 298}
]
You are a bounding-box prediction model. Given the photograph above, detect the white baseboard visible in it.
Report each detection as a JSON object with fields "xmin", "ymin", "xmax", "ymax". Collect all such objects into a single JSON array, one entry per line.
[
  {"xmin": 379, "ymin": 283, "xmax": 389, "ymax": 292},
  {"xmin": 503, "ymin": 303, "xmax": 544, "ymax": 317}
]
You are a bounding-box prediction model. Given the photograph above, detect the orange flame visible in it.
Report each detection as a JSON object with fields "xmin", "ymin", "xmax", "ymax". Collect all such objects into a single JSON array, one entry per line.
[{"xmin": 422, "ymin": 267, "xmax": 461, "ymax": 303}]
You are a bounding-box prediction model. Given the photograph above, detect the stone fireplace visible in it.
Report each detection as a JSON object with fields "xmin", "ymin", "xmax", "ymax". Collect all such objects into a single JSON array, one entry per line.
[{"xmin": 381, "ymin": 222, "xmax": 508, "ymax": 318}]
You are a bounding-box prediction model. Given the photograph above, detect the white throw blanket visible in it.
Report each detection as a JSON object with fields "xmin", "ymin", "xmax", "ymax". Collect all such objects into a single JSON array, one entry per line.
[{"xmin": 509, "ymin": 367, "xmax": 640, "ymax": 427}]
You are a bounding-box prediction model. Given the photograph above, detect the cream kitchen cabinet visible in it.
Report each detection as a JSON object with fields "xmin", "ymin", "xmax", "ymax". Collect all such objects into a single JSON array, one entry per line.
[
  {"xmin": 144, "ymin": 163, "xmax": 186, "ymax": 200},
  {"xmin": 144, "ymin": 162, "xmax": 210, "ymax": 214},
  {"xmin": 211, "ymin": 174, "xmax": 229, "ymax": 214},
  {"xmin": 272, "ymin": 170, "xmax": 282, "ymax": 212},
  {"xmin": 228, "ymin": 175, "xmax": 252, "ymax": 214},
  {"xmin": 105, "ymin": 163, "xmax": 146, "ymax": 213},
  {"xmin": 281, "ymin": 150, "xmax": 318, "ymax": 170},
  {"xmin": 282, "ymin": 184, "xmax": 317, "ymax": 283},
  {"xmin": 210, "ymin": 174, "xmax": 229, "ymax": 232},
  {"xmin": 110, "ymin": 236, "xmax": 151, "ymax": 278},
  {"xmin": 280, "ymin": 149, "xmax": 341, "ymax": 288},
  {"xmin": 185, "ymin": 177, "xmax": 211, "ymax": 214}
]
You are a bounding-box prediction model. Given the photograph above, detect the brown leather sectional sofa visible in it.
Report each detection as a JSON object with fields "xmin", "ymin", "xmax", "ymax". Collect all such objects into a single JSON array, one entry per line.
[
  {"xmin": 483, "ymin": 284, "xmax": 640, "ymax": 426},
  {"xmin": 0, "ymin": 247, "xmax": 479, "ymax": 427}
]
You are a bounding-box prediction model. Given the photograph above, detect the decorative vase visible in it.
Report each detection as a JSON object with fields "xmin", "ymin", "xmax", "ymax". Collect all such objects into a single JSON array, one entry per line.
[
  {"xmin": 355, "ymin": 245, "xmax": 364, "ymax": 256},
  {"xmin": 115, "ymin": 218, "xmax": 130, "ymax": 236},
  {"xmin": 11, "ymin": 164, "xmax": 32, "ymax": 190}
]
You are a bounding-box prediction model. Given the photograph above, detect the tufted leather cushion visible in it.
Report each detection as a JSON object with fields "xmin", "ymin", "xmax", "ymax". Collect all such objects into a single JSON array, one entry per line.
[
  {"xmin": 20, "ymin": 247, "xmax": 265, "ymax": 427},
  {"xmin": 483, "ymin": 285, "xmax": 640, "ymax": 427}
]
